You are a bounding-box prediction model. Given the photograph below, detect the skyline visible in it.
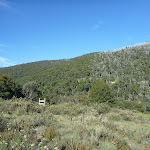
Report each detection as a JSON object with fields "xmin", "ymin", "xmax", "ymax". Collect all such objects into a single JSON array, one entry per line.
[{"xmin": 0, "ymin": 0, "xmax": 150, "ymax": 67}]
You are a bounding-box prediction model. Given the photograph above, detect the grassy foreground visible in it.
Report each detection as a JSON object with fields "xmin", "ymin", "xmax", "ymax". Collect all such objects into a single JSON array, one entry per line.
[{"xmin": 0, "ymin": 97, "xmax": 150, "ymax": 150}]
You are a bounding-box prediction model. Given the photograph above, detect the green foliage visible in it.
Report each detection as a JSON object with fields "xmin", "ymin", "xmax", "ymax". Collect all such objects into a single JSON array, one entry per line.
[
  {"xmin": 117, "ymin": 100, "xmax": 145, "ymax": 112},
  {"xmin": 0, "ymin": 74, "xmax": 15, "ymax": 99},
  {"xmin": 0, "ymin": 43, "xmax": 149, "ymax": 107},
  {"xmin": 14, "ymin": 84, "xmax": 24, "ymax": 98},
  {"xmin": 93, "ymin": 103, "xmax": 112, "ymax": 114},
  {"xmin": 22, "ymin": 81, "xmax": 39, "ymax": 101},
  {"xmin": 89, "ymin": 79, "xmax": 114, "ymax": 103},
  {"xmin": 59, "ymin": 138, "xmax": 92, "ymax": 150},
  {"xmin": 0, "ymin": 114, "xmax": 7, "ymax": 132}
]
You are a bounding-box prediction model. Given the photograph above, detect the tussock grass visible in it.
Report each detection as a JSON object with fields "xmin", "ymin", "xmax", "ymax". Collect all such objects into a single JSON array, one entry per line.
[
  {"xmin": 0, "ymin": 114, "xmax": 7, "ymax": 132},
  {"xmin": 0, "ymin": 98, "xmax": 150, "ymax": 150}
]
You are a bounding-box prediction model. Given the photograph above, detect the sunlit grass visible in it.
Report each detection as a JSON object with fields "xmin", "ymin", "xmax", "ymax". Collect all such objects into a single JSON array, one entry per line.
[{"xmin": 0, "ymin": 98, "xmax": 150, "ymax": 150}]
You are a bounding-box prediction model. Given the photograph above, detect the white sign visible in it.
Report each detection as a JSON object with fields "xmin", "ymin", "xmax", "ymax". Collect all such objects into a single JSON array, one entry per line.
[{"xmin": 39, "ymin": 98, "xmax": 46, "ymax": 106}]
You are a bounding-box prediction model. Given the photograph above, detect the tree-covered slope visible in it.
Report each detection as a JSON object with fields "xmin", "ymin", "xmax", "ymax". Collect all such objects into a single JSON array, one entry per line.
[
  {"xmin": 91, "ymin": 43, "xmax": 150, "ymax": 103},
  {"xmin": 0, "ymin": 42, "xmax": 150, "ymax": 105},
  {"xmin": 0, "ymin": 59, "xmax": 68, "ymax": 83}
]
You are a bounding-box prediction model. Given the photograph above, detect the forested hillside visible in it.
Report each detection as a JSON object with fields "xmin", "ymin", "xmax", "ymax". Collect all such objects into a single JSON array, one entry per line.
[
  {"xmin": 0, "ymin": 42, "xmax": 150, "ymax": 110},
  {"xmin": 0, "ymin": 59, "xmax": 68, "ymax": 82}
]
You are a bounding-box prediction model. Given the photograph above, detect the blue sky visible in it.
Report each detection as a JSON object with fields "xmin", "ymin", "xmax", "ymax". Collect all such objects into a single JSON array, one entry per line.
[{"xmin": 0, "ymin": 0, "xmax": 150, "ymax": 67}]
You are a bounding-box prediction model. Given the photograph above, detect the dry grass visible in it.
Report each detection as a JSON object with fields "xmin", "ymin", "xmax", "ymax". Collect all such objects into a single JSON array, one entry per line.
[{"xmin": 0, "ymin": 98, "xmax": 150, "ymax": 150}]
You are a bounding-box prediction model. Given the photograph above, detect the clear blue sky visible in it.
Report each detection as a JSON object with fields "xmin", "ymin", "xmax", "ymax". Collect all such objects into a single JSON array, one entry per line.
[{"xmin": 0, "ymin": 0, "xmax": 150, "ymax": 67}]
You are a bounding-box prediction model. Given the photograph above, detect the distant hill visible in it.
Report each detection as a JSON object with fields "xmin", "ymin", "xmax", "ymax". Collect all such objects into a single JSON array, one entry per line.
[
  {"xmin": 0, "ymin": 42, "xmax": 150, "ymax": 105},
  {"xmin": 0, "ymin": 59, "xmax": 68, "ymax": 83}
]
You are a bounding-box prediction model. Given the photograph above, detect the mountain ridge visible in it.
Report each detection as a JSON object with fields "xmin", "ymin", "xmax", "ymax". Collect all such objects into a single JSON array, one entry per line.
[{"xmin": 1, "ymin": 41, "xmax": 150, "ymax": 69}]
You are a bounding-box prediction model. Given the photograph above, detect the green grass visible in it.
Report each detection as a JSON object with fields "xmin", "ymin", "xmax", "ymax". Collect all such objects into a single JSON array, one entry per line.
[{"xmin": 0, "ymin": 98, "xmax": 150, "ymax": 150}]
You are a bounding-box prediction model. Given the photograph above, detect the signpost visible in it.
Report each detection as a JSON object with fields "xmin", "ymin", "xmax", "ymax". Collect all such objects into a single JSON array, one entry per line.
[{"xmin": 39, "ymin": 98, "xmax": 46, "ymax": 106}]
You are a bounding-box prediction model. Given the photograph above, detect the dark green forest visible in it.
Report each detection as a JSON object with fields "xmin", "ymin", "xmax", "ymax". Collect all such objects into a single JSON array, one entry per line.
[{"xmin": 0, "ymin": 42, "xmax": 150, "ymax": 111}]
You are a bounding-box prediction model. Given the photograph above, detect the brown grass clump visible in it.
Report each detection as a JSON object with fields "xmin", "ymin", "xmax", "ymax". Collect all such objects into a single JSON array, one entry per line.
[{"xmin": 43, "ymin": 127, "xmax": 57, "ymax": 141}]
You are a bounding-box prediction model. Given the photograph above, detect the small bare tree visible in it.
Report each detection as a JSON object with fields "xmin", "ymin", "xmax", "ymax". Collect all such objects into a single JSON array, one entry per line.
[{"xmin": 22, "ymin": 81, "xmax": 38, "ymax": 101}]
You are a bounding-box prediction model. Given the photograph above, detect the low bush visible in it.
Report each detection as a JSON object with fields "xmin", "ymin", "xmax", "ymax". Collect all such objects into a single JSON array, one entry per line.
[
  {"xmin": 93, "ymin": 103, "xmax": 111, "ymax": 114},
  {"xmin": 0, "ymin": 114, "xmax": 7, "ymax": 132},
  {"xmin": 118, "ymin": 100, "xmax": 144, "ymax": 112},
  {"xmin": 58, "ymin": 138, "xmax": 92, "ymax": 150},
  {"xmin": 43, "ymin": 127, "xmax": 56, "ymax": 141}
]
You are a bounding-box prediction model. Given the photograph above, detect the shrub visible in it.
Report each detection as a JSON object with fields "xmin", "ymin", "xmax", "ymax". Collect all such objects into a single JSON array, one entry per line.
[
  {"xmin": 0, "ymin": 115, "xmax": 7, "ymax": 132},
  {"xmin": 30, "ymin": 112, "xmax": 57, "ymax": 128},
  {"xmin": 58, "ymin": 138, "xmax": 92, "ymax": 150},
  {"xmin": 0, "ymin": 74, "xmax": 15, "ymax": 99},
  {"xmin": 118, "ymin": 101, "xmax": 144, "ymax": 112},
  {"xmin": 43, "ymin": 127, "xmax": 56, "ymax": 141},
  {"xmin": 89, "ymin": 79, "xmax": 114, "ymax": 103},
  {"xmin": 22, "ymin": 81, "xmax": 39, "ymax": 101},
  {"xmin": 94, "ymin": 103, "xmax": 111, "ymax": 114}
]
